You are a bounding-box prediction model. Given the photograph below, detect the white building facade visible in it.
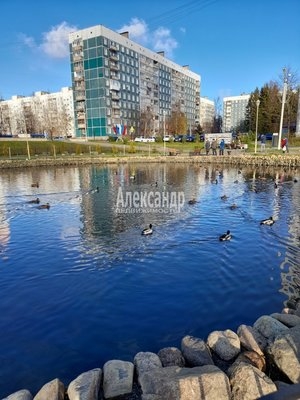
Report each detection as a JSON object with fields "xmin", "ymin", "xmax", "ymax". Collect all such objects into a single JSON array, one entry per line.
[
  {"xmin": 0, "ymin": 87, "xmax": 74, "ymax": 138},
  {"xmin": 199, "ymin": 97, "xmax": 215, "ymax": 132},
  {"xmin": 223, "ymin": 94, "xmax": 250, "ymax": 133}
]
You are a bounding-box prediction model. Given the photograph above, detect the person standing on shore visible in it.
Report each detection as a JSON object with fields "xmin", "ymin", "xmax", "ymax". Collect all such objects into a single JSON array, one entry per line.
[
  {"xmin": 260, "ymin": 134, "xmax": 266, "ymax": 152},
  {"xmin": 219, "ymin": 138, "xmax": 225, "ymax": 155},
  {"xmin": 211, "ymin": 138, "xmax": 217, "ymax": 155},
  {"xmin": 205, "ymin": 138, "xmax": 211, "ymax": 155}
]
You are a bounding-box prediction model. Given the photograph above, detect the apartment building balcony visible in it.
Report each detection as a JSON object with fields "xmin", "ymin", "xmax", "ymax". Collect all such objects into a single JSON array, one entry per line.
[
  {"xmin": 110, "ymin": 73, "xmax": 120, "ymax": 80},
  {"xmin": 75, "ymin": 93, "xmax": 86, "ymax": 101},
  {"xmin": 72, "ymin": 44, "xmax": 83, "ymax": 51},
  {"xmin": 73, "ymin": 54, "xmax": 84, "ymax": 62},
  {"xmin": 78, "ymin": 121, "xmax": 86, "ymax": 129},
  {"xmin": 75, "ymin": 83, "xmax": 85, "ymax": 91},
  {"xmin": 76, "ymin": 104, "xmax": 85, "ymax": 111},
  {"xmin": 109, "ymin": 53, "xmax": 118, "ymax": 61},
  {"xmin": 109, "ymin": 43, "xmax": 117, "ymax": 51},
  {"xmin": 110, "ymin": 63, "xmax": 119, "ymax": 71},
  {"xmin": 111, "ymin": 93, "xmax": 120, "ymax": 100},
  {"xmin": 112, "ymin": 102, "xmax": 120, "ymax": 109},
  {"xmin": 74, "ymin": 75, "xmax": 84, "ymax": 82},
  {"xmin": 74, "ymin": 65, "xmax": 84, "ymax": 72}
]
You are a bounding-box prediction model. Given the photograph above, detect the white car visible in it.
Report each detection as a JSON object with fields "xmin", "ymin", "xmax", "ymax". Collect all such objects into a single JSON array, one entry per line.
[
  {"xmin": 163, "ymin": 135, "xmax": 172, "ymax": 142},
  {"xmin": 135, "ymin": 136, "xmax": 156, "ymax": 143}
]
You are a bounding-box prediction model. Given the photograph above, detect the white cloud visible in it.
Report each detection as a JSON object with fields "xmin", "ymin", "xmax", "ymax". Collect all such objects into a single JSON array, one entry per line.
[
  {"xmin": 118, "ymin": 18, "xmax": 178, "ymax": 58},
  {"xmin": 41, "ymin": 22, "xmax": 77, "ymax": 58},
  {"xmin": 118, "ymin": 18, "xmax": 149, "ymax": 46},
  {"xmin": 21, "ymin": 22, "xmax": 77, "ymax": 59},
  {"xmin": 152, "ymin": 27, "xmax": 178, "ymax": 57}
]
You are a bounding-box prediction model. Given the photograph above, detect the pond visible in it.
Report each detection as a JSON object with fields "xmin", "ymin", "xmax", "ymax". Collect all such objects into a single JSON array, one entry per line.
[{"xmin": 0, "ymin": 162, "xmax": 299, "ymax": 397}]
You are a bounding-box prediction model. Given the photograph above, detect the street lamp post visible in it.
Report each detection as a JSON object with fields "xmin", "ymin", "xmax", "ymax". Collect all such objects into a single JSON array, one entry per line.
[
  {"xmin": 163, "ymin": 111, "xmax": 166, "ymax": 156},
  {"xmin": 278, "ymin": 67, "xmax": 289, "ymax": 150},
  {"xmin": 254, "ymin": 99, "xmax": 260, "ymax": 154}
]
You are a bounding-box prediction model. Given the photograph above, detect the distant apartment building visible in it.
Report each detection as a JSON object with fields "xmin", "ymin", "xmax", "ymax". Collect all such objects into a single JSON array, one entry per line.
[
  {"xmin": 199, "ymin": 97, "xmax": 215, "ymax": 132},
  {"xmin": 0, "ymin": 87, "xmax": 74, "ymax": 138},
  {"xmin": 68, "ymin": 25, "xmax": 201, "ymax": 139},
  {"xmin": 223, "ymin": 94, "xmax": 250, "ymax": 133}
]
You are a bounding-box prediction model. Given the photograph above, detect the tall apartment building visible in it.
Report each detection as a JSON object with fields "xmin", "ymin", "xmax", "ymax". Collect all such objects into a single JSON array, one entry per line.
[
  {"xmin": 199, "ymin": 97, "xmax": 215, "ymax": 132},
  {"xmin": 0, "ymin": 87, "xmax": 74, "ymax": 138},
  {"xmin": 223, "ymin": 94, "xmax": 250, "ymax": 133},
  {"xmin": 69, "ymin": 25, "xmax": 201, "ymax": 139}
]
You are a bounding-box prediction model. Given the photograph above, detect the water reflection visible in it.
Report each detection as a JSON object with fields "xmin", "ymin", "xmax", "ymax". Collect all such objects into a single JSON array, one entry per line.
[{"xmin": 0, "ymin": 162, "xmax": 299, "ymax": 397}]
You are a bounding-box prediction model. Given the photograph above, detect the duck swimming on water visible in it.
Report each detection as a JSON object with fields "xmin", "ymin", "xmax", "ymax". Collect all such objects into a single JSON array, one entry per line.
[
  {"xmin": 37, "ymin": 203, "xmax": 50, "ymax": 210},
  {"xmin": 260, "ymin": 216, "xmax": 275, "ymax": 225},
  {"xmin": 28, "ymin": 198, "xmax": 40, "ymax": 204},
  {"xmin": 219, "ymin": 230, "xmax": 232, "ymax": 241},
  {"xmin": 142, "ymin": 224, "xmax": 153, "ymax": 236},
  {"xmin": 188, "ymin": 198, "xmax": 197, "ymax": 205}
]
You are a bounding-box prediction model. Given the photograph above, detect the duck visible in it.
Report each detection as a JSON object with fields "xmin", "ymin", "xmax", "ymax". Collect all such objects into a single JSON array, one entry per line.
[
  {"xmin": 37, "ymin": 203, "xmax": 50, "ymax": 210},
  {"xmin": 31, "ymin": 182, "xmax": 39, "ymax": 188},
  {"xmin": 219, "ymin": 230, "xmax": 232, "ymax": 241},
  {"xmin": 28, "ymin": 198, "xmax": 40, "ymax": 204},
  {"xmin": 142, "ymin": 224, "xmax": 153, "ymax": 236},
  {"xmin": 229, "ymin": 203, "xmax": 238, "ymax": 210},
  {"xmin": 260, "ymin": 216, "xmax": 275, "ymax": 225},
  {"xmin": 188, "ymin": 198, "xmax": 197, "ymax": 205},
  {"xmin": 221, "ymin": 195, "xmax": 228, "ymax": 200}
]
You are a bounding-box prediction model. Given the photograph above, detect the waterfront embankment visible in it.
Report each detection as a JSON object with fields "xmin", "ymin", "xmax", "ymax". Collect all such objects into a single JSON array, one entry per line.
[
  {"xmin": 4, "ymin": 304, "xmax": 300, "ymax": 399},
  {"xmin": 0, "ymin": 151, "xmax": 300, "ymax": 170}
]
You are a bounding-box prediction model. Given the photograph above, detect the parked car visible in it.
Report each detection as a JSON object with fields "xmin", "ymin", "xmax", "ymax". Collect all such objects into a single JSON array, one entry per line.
[
  {"xmin": 174, "ymin": 135, "xmax": 184, "ymax": 142},
  {"xmin": 163, "ymin": 135, "xmax": 172, "ymax": 142},
  {"xmin": 186, "ymin": 135, "xmax": 195, "ymax": 142}
]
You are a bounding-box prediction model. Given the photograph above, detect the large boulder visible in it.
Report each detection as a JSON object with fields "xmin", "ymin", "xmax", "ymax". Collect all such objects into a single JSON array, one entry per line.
[
  {"xmin": 139, "ymin": 365, "xmax": 231, "ymax": 400},
  {"xmin": 237, "ymin": 324, "xmax": 267, "ymax": 355},
  {"xmin": 102, "ymin": 360, "xmax": 134, "ymax": 399},
  {"xmin": 207, "ymin": 329, "xmax": 240, "ymax": 361},
  {"xmin": 33, "ymin": 379, "xmax": 64, "ymax": 400},
  {"xmin": 3, "ymin": 390, "xmax": 33, "ymax": 400},
  {"xmin": 270, "ymin": 312, "xmax": 300, "ymax": 327},
  {"xmin": 157, "ymin": 347, "xmax": 185, "ymax": 367},
  {"xmin": 181, "ymin": 335, "xmax": 214, "ymax": 367},
  {"xmin": 268, "ymin": 325, "xmax": 300, "ymax": 383},
  {"xmin": 229, "ymin": 362, "xmax": 277, "ymax": 400},
  {"xmin": 67, "ymin": 368, "xmax": 102, "ymax": 400},
  {"xmin": 253, "ymin": 315, "xmax": 289, "ymax": 343}
]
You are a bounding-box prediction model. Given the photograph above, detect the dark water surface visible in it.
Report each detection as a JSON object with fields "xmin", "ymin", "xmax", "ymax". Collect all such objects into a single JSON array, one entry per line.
[{"xmin": 0, "ymin": 163, "xmax": 299, "ymax": 397}]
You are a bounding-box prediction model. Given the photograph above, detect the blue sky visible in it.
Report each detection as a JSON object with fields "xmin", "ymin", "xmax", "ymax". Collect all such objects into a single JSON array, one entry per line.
[{"xmin": 1, "ymin": 0, "xmax": 299, "ymax": 102}]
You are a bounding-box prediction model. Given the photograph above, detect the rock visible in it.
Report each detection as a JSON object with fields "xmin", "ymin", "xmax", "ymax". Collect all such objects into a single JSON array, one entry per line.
[
  {"xmin": 271, "ymin": 312, "xmax": 300, "ymax": 327},
  {"xmin": 3, "ymin": 390, "xmax": 33, "ymax": 400},
  {"xmin": 207, "ymin": 329, "xmax": 240, "ymax": 361},
  {"xmin": 134, "ymin": 352, "xmax": 162, "ymax": 386},
  {"xmin": 268, "ymin": 325, "xmax": 300, "ymax": 383},
  {"xmin": 281, "ymin": 307, "xmax": 295, "ymax": 314},
  {"xmin": 237, "ymin": 324, "xmax": 267, "ymax": 355},
  {"xmin": 33, "ymin": 379, "xmax": 64, "ymax": 400},
  {"xmin": 139, "ymin": 365, "xmax": 231, "ymax": 400},
  {"xmin": 253, "ymin": 315, "xmax": 289, "ymax": 343},
  {"xmin": 181, "ymin": 335, "xmax": 214, "ymax": 367},
  {"xmin": 229, "ymin": 362, "xmax": 277, "ymax": 400},
  {"xmin": 228, "ymin": 351, "xmax": 266, "ymax": 375},
  {"xmin": 157, "ymin": 347, "xmax": 185, "ymax": 367},
  {"xmin": 102, "ymin": 360, "xmax": 134, "ymax": 399},
  {"xmin": 67, "ymin": 368, "xmax": 102, "ymax": 400}
]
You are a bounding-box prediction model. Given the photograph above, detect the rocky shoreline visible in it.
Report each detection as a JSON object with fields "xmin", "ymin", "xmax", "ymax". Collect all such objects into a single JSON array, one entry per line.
[
  {"xmin": 4, "ymin": 304, "xmax": 300, "ymax": 400},
  {"xmin": 2, "ymin": 152, "xmax": 300, "ymax": 399}
]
